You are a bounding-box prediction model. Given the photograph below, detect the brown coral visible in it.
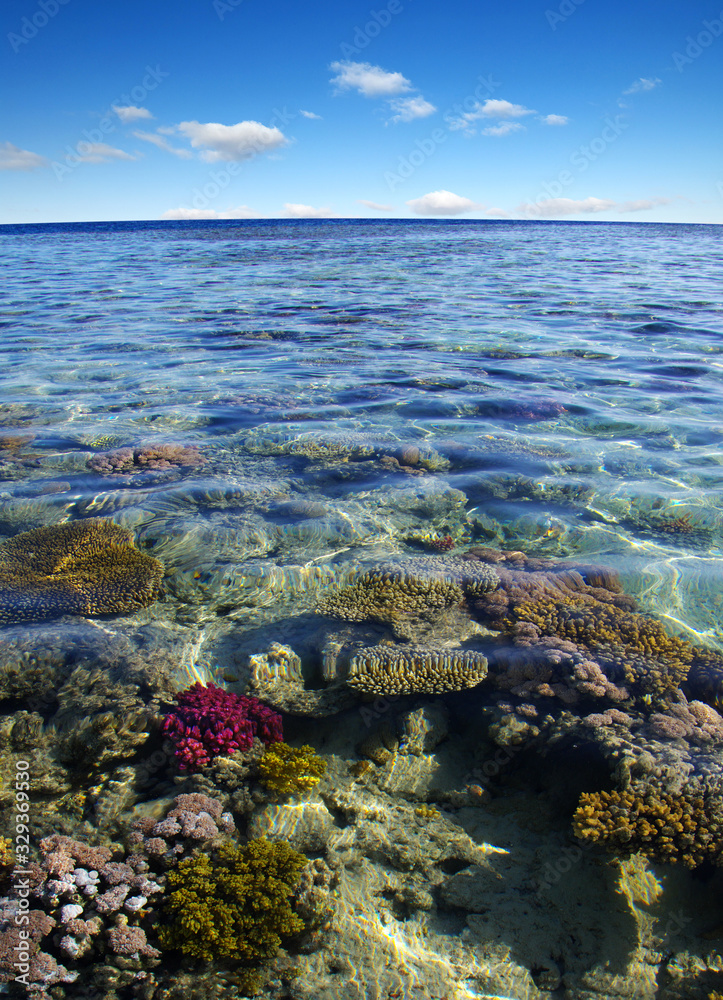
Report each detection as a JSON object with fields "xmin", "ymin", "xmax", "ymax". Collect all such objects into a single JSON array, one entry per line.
[
  {"xmin": 87, "ymin": 443, "xmax": 206, "ymax": 474},
  {"xmin": 0, "ymin": 519, "xmax": 163, "ymax": 624},
  {"xmin": 572, "ymin": 787, "xmax": 723, "ymax": 867}
]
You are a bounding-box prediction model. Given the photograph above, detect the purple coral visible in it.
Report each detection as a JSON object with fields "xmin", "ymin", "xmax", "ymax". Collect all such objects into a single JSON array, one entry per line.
[{"xmin": 161, "ymin": 683, "xmax": 283, "ymax": 770}]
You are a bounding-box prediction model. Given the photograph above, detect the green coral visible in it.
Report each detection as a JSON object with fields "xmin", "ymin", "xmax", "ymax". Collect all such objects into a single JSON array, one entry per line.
[
  {"xmin": 0, "ymin": 518, "xmax": 163, "ymax": 625},
  {"xmin": 159, "ymin": 839, "xmax": 307, "ymax": 979},
  {"xmin": 258, "ymin": 742, "xmax": 327, "ymax": 796}
]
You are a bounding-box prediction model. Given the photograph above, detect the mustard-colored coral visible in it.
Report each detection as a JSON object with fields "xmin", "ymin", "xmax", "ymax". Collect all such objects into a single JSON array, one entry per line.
[
  {"xmin": 258, "ymin": 743, "xmax": 327, "ymax": 796},
  {"xmin": 317, "ymin": 569, "xmax": 465, "ymax": 626},
  {"xmin": 0, "ymin": 836, "xmax": 13, "ymax": 877},
  {"xmin": 573, "ymin": 788, "xmax": 723, "ymax": 867},
  {"xmin": 347, "ymin": 645, "xmax": 488, "ymax": 695},
  {"xmin": 0, "ymin": 519, "xmax": 163, "ymax": 624},
  {"xmin": 159, "ymin": 839, "xmax": 307, "ymax": 978}
]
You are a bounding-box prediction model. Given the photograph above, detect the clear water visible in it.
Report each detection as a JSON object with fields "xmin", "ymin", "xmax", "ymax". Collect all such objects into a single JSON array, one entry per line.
[{"xmin": 2, "ymin": 219, "xmax": 723, "ymax": 998}]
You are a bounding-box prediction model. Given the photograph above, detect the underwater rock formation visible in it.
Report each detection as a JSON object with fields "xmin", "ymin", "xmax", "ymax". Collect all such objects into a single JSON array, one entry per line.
[
  {"xmin": 0, "ymin": 519, "xmax": 163, "ymax": 625},
  {"xmin": 347, "ymin": 646, "xmax": 488, "ymax": 695}
]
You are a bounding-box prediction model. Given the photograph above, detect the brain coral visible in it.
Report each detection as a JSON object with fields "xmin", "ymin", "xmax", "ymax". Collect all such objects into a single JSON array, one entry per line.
[
  {"xmin": 347, "ymin": 645, "xmax": 488, "ymax": 695},
  {"xmin": 0, "ymin": 519, "xmax": 163, "ymax": 625},
  {"xmin": 572, "ymin": 787, "xmax": 723, "ymax": 867}
]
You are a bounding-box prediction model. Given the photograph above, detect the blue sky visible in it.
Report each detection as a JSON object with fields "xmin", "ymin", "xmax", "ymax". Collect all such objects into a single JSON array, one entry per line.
[{"xmin": 2, "ymin": 0, "xmax": 721, "ymax": 223}]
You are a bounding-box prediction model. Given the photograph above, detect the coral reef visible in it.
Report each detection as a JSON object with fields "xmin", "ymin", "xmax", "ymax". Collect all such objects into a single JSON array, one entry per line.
[
  {"xmin": 347, "ymin": 645, "xmax": 488, "ymax": 695},
  {"xmin": 87, "ymin": 443, "xmax": 207, "ymax": 474},
  {"xmin": 0, "ymin": 519, "xmax": 163, "ymax": 625},
  {"xmin": 258, "ymin": 742, "xmax": 327, "ymax": 797},
  {"xmin": 161, "ymin": 682, "xmax": 283, "ymax": 770},
  {"xmin": 573, "ymin": 787, "xmax": 723, "ymax": 867},
  {"xmin": 159, "ymin": 838, "xmax": 307, "ymax": 989}
]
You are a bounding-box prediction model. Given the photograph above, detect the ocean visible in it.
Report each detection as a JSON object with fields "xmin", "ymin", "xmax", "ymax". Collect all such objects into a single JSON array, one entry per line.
[{"xmin": 1, "ymin": 218, "xmax": 723, "ymax": 999}]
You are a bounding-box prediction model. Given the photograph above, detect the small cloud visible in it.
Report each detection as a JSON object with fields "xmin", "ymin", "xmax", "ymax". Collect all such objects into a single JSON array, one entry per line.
[
  {"xmin": 448, "ymin": 98, "xmax": 536, "ymax": 132},
  {"xmin": 112, "ymin": 105, "xmax": 153, "ymax": 123},
  {"xmin": 623, "ymin": 77, "xmax": 661, "ymax": 95},
  {"xmin": 133, "ymin": 131, "xmax": 193, "ymax": 158},
  {"xmin": 485, "ymin": 207, "xmax": 510, "ymax": 218},
  {"xmin": 75, "ymin": 142, "xmax": 137, "ymax": 163},
  {"xmin": 300, "ymin": 110, "xmax": 322, "ymax": 119},
  {"xmin": 540, "ymin": 114, "xmax": 568, "ymax": 125},
  {"xmin": 618, "ymin": 197, "xmax": 672, "ymax": 212},
  {"xmin": 516, "ymin": 196, "xmax": 617, "ymax": 218},
  {"xmin": 388, "ymin": 95, "xmax": 437, "ymax": 124},
  {"xmin": 0, "ymin": 142, "xmax": 48, "ymax": 170},
  {"xmin": 482, "ymin": 122, "xmax": 525, "ymax": 137},
  {"xmin": 330, "ymin": 60, "xmax": 411, "ymax": 98},
  {"xmin": 358, "ymin": 199, "xmax": 393, "ymax": 211},
  {"xmin": 176, "ymin": 120, "xmax": 288, "ymax": 162},
  {"xmin": 162, "ymin": 206, "xmax": 263, "ymax": 220},
  {"xmin": 406, "ymin": 189, "xmax": 480, "ymax": 216},
  {"xmin": 283, "ymin": 203, "xmax": 336, "ymax": 218}
]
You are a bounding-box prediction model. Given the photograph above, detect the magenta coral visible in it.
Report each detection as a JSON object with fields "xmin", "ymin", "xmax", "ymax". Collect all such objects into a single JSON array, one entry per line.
[{"xmin": 161, "ymin": 682, "xmax": 283, "ymax": 770}]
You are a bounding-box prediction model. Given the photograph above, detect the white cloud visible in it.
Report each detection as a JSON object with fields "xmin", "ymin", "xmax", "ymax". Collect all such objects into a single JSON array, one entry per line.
[
  {"xmin": 388, "ymin": 95, "xmax": 437, "ymax": 123},
  {"xmin": 75, "ymin": 143, "xmax": 137, "ymax": 163},
  {"xmin": 618, "ymin": 197, "xmax": 672, "ymax": 212},
  {"xmin": 406, "ymin": 190, "xmax": 480, "ymax": 216},
  {"xmin": 133, "ymin": 131, "xmax": 193, "ymax": 158},
  {"xmin": 283, "ymin": 203, "xmax": 336, "ymax": 218},
  {"xmin": 330, "ymin": 60, "xmax": 411, "ymax": 97},
  {"xmin": 485, "ymin": 207, "xmax": 510, "ymax": 218},
  {"xmin": 176, "ymin": 120, "xmax": 288, "ymax": 162},
  {"xmin": 162, "ymin": 206, "xmax": 263, "ymax": 220},
  {"xmin": 358, "ymin": 199, "xmax": 393, "ymax": 211},
  {"xmin": 482, "ymin": 122, "xmax": 525, "ymax": 137},
  {"xmin": 112, "ymin": 105, "xmax": 153, "ymax": 123},
  {"xmin": 516, "ymin": 196, "xmax": 617, "ymax": 217},
  {"xmin": 300, "ymin": 110, "xmax": 322, "ymax": 119},
  {"xmin": 0, "ymin": 142, "xmax": 48, "ymax": 170},
  {"xmin": 540, "ymin": 114, "xmax": 568, "ymax": 125},
  {"xmin": 623, "ymin": 77, "xmax": 661, "ymax": 95},
  {"xmin": 448, "ymin": 98, "xmax": 536, "ymax": 132}
]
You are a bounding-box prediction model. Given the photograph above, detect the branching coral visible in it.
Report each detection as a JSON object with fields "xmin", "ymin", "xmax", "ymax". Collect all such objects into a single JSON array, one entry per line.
[
  {"xmin": 258, "ymin": 742, "xmax": 327, "ymax": 796},
  {"xmin": 347, "ymin": 645, "xmax": 488, "ymax": 695},
  {"xmin": 572, "ymin": 787, "xmax": 723, "ymax": 867},
  {"xmin": 161, "ymin": 682, "xmax": 283, "ymax": 770},
  {"xmin": 159, "ymin": 839, "xmax": 307, "ymax": 983},
  {"xmin": 0, "ymin": 519, "xmax": 163, "ymax": 625}
]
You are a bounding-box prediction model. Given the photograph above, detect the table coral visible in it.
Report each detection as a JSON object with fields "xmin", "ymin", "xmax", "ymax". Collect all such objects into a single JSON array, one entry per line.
[
  {"xmin": 87, "ymin": 443, "xmax": 206, "ymax": 474},
  {"xmin": 258, "ymin": 742, "xmax": 327, "ymax": 796},
  {"xmin": 159, "ymin": 839, "xmax": 307, "ymax": 987},
  {"xmin": 572, "ymin": 787, "xmax": 723, "ymax": 867},
  {"xmin": 347, "ymin": 645, "xmax": 488, "ymax": 695},
  {"xmin": 0, "ymin": 519, "xmax": 163, "ymax": 625},
  {"xmin": 161, "ymin": 682, "xmax": 283, "ymax": 770}
]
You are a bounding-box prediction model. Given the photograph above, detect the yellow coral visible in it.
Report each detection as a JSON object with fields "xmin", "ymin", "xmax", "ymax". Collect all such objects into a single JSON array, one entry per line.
[
  {"xmin": 0, "ymin": 836, "xmax": 13, "ymax": 873},
  {"xmin": 347, "ymin": 645, "xmax": 488, "ymax": 695},
  {"xmin": 0, "ymin": 519, "xmax": 163, "ymax": 624},
  {"xmin": 258, "ymin": 743, "xmax": 327, "ymax": 797},
  {"xmin": 573, "ymin": 787, "xmax": 722, "ymax": 868}
]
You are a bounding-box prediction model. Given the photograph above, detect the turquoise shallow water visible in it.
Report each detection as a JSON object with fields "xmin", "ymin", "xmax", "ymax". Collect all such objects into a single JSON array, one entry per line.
[
  {"xmin": 2, "ymin": 219, "xmax": 723, "ymax": 639},
  {"xmin": 3, "ymin": 219, "xmax": 723, "ymax": 999}
]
